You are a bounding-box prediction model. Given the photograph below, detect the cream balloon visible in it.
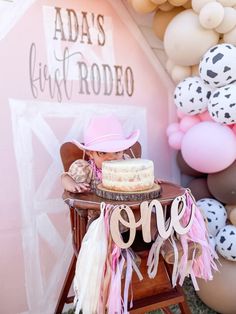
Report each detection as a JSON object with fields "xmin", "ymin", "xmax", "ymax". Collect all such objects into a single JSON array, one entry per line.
[
  {"xmin": 217, "ymin": 0, "xmax": 236, "ymax": 6},
  {"xmin": 192, "ymin": 0, "xmax": 216, "ymax": 14},
  {"xmin": 229, "ymin": 210, "xmax": 236, "ymax": 226},
  {"xmin": 226, "ymin": 205, "xmax": 236, "ymax": 225},
  {"xmin": 191, "ymin": 64, "xmax": 199, "ymax": 76},
  {"xmin": 150, "ymin": 0, "xmax": 167, "ymax": 4},
  {"xmin": 215, "ymin": 7, "xmax": 236, "ymax": 33},
  {"xmin": 166, "ymin": 58, "xmax": 175, "ymax": 73},
  {"xmin": 164, "ymin": 9, "xmax": 219, "ymax": 66},
  {"xmin": 224, "ymin": 25, "xmax": 236, "ymax": 45},
  {"xmin": 199, "ymin": 2, "xmax": 225, "ymax": 29},
  {"xmin": 131, "ymin": 0, "xmax": 158, "ymax": 13},
  {"xmin": 168, "ymin": 0, "xmax": 188, "ymax": 6},
  {"xmin": 171, "ymin": 65, "xmax": 191, "ymax": 82},
  {"xmin": 152, "ymin": 6, "xmax": 184, "ymax": 40},
  {"xmin": 159, "ymin": 1, "xmax": 174, "ymax": 11}
]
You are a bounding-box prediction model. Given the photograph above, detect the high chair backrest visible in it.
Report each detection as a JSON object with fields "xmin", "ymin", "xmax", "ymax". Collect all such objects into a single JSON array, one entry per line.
[{"xmin": 60, "ymin": 141, "xmax": 142, "ymax": 171}]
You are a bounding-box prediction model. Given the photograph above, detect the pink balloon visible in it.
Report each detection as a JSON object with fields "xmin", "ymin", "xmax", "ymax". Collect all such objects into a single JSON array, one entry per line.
[
  {"xmin": 179, "ymin": 116, "xmax": 200, "ymax": 132},
  {"xmin": 231, "ymin": 124, "xmax": 236, "ymax": 134},
  {"xmin": 168, "ymin": 131, "xmax": 184, "ymax": 150},
  {"xmin": 181, "ymin": 122, "xmax": 236, "ymax": 173},
  {"xmin": 199, "ymin": 110, "xmax": 213, "ymax": 122},
  {"xmin": 177, "ymin": 109, "xmax": 186, "ymax": 119},
  {"xmin": 166, "ymin": 122, "xmax": 180, "ymax": 136}
]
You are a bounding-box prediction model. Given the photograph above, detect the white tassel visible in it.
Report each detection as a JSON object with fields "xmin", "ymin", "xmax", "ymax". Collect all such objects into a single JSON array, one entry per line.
[
  {"xmin": 74, "ymin": 202, "xmax": 108, "ymax": 314},
  {"xmin": 147, "ymin": 235, "xmax": 165, "ymax": 279}
]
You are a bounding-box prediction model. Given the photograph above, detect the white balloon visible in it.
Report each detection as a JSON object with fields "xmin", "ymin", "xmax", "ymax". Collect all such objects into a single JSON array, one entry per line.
[
  {"xmin": 199, "ymin": 43, "xmax": 236, "ymax": 88},
  {"xmin": 209, "ymin": 234, "xmax": 216, "ymax": 250},
  {"xmin": 217, "ymin": 0, "xmax": 236, "ymax": 6},
  {"xmin": 192, "ymin": 0, "xmax": 216, "ymax": 14},
  {"xmin": 164, "ymin": 10, "xmax": 219, "ymax": 66},
  {"xmin": 208, "ymin": 84, "xmax": 236, "ymax": 124},
  {"xmin": 196, "ymin": 198, "xmax": 227, "ymax": 236},
  {"xmin": 173, "ymin": 76, "xmax": 212, "ymax": 115},
  {"xmin": 199, "ymin": 2, "xmax": 224, "ymax": 29},
  {"xmin": 215, "ymin": 225, "xmax": 236, "ymax": 261}
]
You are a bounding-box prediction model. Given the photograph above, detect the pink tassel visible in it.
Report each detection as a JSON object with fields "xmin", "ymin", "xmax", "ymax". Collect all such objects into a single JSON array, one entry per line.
[
  {"xmin": 105, "ymin": 204, "xmax": 123, "ymax": 313},
  {"xmin": 107, "ymin": 251, "xmax": 124, "ymax": 314},
  {"xmin": 177, "ymin": 190, "xmax": 218, "ymax": 289},
  {"xmin": 107, "ymin": 245, "xmax": 122, "ymax": 314}
]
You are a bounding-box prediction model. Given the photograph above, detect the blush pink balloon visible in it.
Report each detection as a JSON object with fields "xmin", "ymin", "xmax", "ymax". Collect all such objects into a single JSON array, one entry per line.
[
  {"xmin": 199, "ymin": 110, "xmax": 213, "ymax": 122},
  {"xmin": 179, "ymin": 116, "xmax": 201, "ymax": 132},
  {"xmin": 231, "ymin": 124, "xmax": 236, "ymax": 133},
  {"xmin": 181, "ymin": 121, "xmax": 236, "ymax": 173},
  {"xmin": 177, "ymin": 109, "xmax": 187, "ymax": 119},
  {"xmin": 168, "ymin": 131, "xmax": 184, "ymax": 150},
  {"xmin": 166, "ymin": 122, "xmax": 180, "ymax": 136}
]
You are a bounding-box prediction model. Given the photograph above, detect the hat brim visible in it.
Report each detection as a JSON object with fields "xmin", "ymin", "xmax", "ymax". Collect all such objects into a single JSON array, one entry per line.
[{"xmin": 72, "ymin": 129, "xmax": 140, "ymax": 153}]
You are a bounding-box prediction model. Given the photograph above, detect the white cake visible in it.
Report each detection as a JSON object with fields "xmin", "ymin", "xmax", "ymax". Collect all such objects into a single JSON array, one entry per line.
[{"xmin": 102, "ymin": 158, "xmax": 154, "ymax": 192}]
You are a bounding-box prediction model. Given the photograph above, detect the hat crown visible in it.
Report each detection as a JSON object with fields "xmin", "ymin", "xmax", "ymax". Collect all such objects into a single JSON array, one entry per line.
[
  {"xmin": 84, "ymin": 115, "xmax": 125, "ymax": 146},
  {"xmin": 73, "ymin": 114, "xmax": 139, "ymax": 152}
]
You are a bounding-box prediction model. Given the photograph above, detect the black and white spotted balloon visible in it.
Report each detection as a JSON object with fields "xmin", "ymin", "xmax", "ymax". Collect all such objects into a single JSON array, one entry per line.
[
  {"xmin": 215, "ymin": 225, "xmax": 236, "ymax": 261},
  {"xmin": 199, "ymin": 43, "xmax": 236, "ymax": 88},
  {"xmin": 209, "ymin": 234, "xmax": 216, "ymax": 251},
  {"xmin": 208, "ymin": 84, "xmax": 236, "ymax": 124},
  {"xmin": 173, "ymin": 76, "xmax": 212, "ymax": 115},
  {"xmin": 196, "ymin": 198, "xmax": 227, "ymax": 236}
]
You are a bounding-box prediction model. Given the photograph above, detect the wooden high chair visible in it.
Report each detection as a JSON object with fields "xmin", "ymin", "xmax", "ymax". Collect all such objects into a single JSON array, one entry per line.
[{"xmin": 55, "ymin": 141, "xmax": 191, "ymax": 314}]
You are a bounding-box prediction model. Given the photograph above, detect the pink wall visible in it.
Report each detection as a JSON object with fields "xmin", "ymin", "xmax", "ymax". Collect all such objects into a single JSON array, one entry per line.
[{"xmin": 0, "ymin": 0, "xmax": 177, "ymax": 313}]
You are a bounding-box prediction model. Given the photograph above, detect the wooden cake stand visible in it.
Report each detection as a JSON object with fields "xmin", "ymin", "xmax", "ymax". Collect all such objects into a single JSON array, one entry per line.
[{"xmin": 95, "ymin": 182, "xmax": 162, "ymax": 201}]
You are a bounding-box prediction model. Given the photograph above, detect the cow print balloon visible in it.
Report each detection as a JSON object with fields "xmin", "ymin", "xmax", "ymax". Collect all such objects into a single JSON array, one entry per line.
[
  {"xmin": 199, "ymin": 43, "xmax": 236, "ymax": 88},
  {"xmin": 209, "ymin": 234, "xmax": 216, "ymax": 251},
  {"xmin": 215, "ymin": 225, "xmax": 236, "ymax": 261},
  {"xmin": 196, "ymin": 198, "xmax": 227, "ymax": 236},
  {"xmin": 173, "ymin": 76, "xmax": 212, "ymax": 115},
  {"xmin": 208, "ymin": 84, "xmax": 236, "ymax": 125}
]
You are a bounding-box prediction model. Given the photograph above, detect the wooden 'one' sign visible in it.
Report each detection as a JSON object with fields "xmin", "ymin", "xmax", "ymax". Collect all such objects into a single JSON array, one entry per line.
[{"xmin": 109, "ymin": 195, "xmax": 195, "ymax": 248}]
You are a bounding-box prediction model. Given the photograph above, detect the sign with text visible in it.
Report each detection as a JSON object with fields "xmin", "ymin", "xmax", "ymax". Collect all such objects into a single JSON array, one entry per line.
[
  {"xmin": 30, "ymin": 5, "xmax": 135, "ymax": 102},
  {"xmin": 0, "ymin": 1, "xmax": 175, "ymax": 313},
  {"xmin": 109, "ymin": 195, "xmax": 195, "ymax": 249}
]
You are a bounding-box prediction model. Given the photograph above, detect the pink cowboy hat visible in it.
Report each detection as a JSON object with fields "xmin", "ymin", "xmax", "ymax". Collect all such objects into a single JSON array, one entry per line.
[{"xmin": 73, "ymin": 115, "xmax": 140, "ymax": 152}]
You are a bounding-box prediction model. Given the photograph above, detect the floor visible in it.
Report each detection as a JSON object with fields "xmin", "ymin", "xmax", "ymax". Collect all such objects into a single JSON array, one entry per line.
[{"xmin": 63, "ymin": 277, "xmax": 219, "ymax": 314}]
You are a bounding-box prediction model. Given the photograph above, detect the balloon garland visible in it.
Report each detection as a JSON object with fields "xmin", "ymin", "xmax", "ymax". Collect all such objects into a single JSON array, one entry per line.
[{"xmin": 128, "ymin": 1, "xmax": 236, "ymax": 312}]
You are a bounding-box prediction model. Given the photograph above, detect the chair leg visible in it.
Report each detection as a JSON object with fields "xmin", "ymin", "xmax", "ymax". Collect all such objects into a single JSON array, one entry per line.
[
  {"xmin": 179, "ymin": 300, "xmax": 192, "ymax": 314},
  {"xmin": 176, "ymin": 285, "xmax": 191, "ymax": 314},
  {"xmin": 54, "ymin": 254, "xmax": 76, "ymax": 314}
]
